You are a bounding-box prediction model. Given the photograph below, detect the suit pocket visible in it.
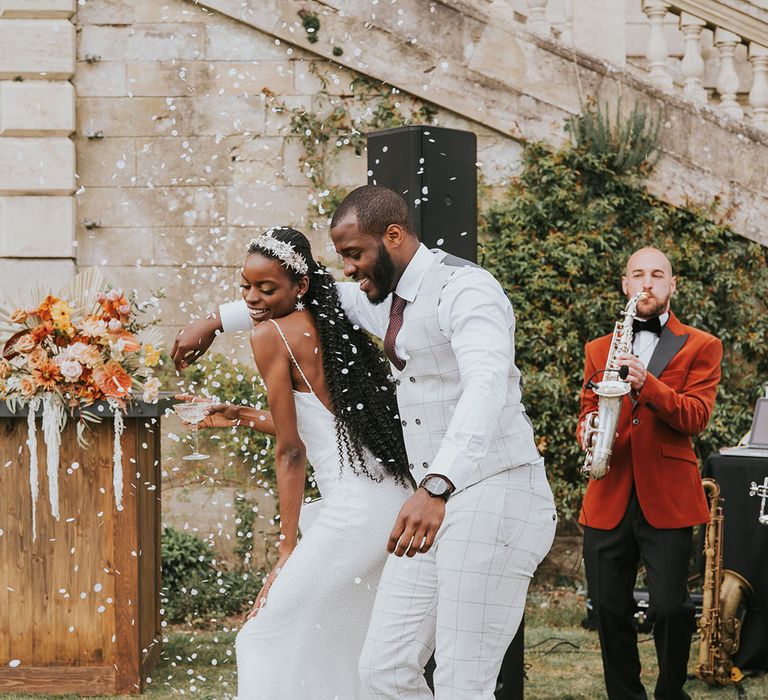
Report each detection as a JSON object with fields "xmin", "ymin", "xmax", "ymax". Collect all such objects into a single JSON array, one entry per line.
[{"xmin": 661, "ymin": 443, "xmax": 698, "ymax": 465}]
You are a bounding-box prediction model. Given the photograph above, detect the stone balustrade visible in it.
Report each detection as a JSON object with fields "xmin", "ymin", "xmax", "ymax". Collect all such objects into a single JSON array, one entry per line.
[{"xmin": 521, "ymin": 0, "xmax": 768, "ymax": 129}]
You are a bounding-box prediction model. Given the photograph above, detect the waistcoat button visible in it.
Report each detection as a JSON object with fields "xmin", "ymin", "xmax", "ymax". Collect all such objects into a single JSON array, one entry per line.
[
  {"xmin": 415, "ymin": 418, "xmax": 421, "ymax": 425},
  {"xmin": 409, "ymin": 377, "xmax": 416, "ymax": 383},
  {"xmin": 401, "ymin": 420, "xmax": 407, "ymax": 426},
  {"xmin": 422, "ymin": 462, "xmax": 429, "ymax": 468},
  {"xmin": 632, "ymin": 418, "xmax": 640, "ymax": 426}
]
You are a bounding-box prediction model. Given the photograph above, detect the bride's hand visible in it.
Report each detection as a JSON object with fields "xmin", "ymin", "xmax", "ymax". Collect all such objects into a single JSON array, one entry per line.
[
  {"xmin": 245, "ymin": 551, "xmax": 292, "ymax": 621},
  {"xmin": 174, "ymin": 394, "xmax": 240, "ymax": 428}
]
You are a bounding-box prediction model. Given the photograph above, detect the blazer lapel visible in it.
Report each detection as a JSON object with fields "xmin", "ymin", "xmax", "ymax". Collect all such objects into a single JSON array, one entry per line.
[{"xmin": 646, "ymin": 313, "xmax": 688, "ymax": 378}]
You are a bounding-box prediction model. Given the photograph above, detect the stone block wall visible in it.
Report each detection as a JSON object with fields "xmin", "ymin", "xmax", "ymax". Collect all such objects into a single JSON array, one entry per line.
[
  {"xmin": 0, "ymin": 1, "xmax": 76, "ymax": 302},
  {"xmin": 72, "ymin": 0, "xmax": 522, "ymax": 353}
]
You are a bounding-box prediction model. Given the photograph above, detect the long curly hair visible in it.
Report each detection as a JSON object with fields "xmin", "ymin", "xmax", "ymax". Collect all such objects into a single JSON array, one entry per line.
[{"xmin": 247, "ymin": 227, "xmax": 410, "ymax": 485}]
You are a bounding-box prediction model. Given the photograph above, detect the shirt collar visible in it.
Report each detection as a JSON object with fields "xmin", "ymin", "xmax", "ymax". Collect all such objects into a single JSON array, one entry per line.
[{"xmin": 394, "ymin": 244, "xmax": 433, "ymax": 303}]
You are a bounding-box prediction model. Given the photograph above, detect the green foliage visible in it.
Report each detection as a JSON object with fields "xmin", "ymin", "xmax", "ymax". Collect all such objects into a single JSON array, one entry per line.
[
  {"xmin": 565, "ymin": 101, "xmax": 661, "ymax": 175},
  {"xmin": 299, "ymin": 10, "xmax": 320, "ymax": 43},
  {"xmin": 161, "ymin": 525, "xmax": 214, "ymax": 593},
  {"xmin": 161, "ymin": 526, "xmax": 263, "ymax": 624},
  {"xmin": 178, "ymin": 353, "xmax": 277, "ymax": 489},
  {"xmin": 481, "ymin": 139, "xmax": 768, "ymax": 520},
  {"xmin": 169, "ymin": 352, "xmax": 319, "ymax": 500},
  {"xmin": 284, "ymin": 67, "xmax": 438, "ymax": 223}
]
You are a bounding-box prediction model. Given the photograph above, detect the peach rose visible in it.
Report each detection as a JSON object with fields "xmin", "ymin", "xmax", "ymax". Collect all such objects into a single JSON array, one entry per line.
[
  {"xmin": 81, "ymin": 317, "xmax": 108, "ymax": 338},
  {"xmin": 0, "ymin": 358, "xmax": 11, "ymax": 380},
  {"xmin": 58, "ymin": 359, "xmax": 83, "ymax": 383},
  {"xmin": 18, "ymin": 376, "xmax": 37, "ymax": 397},
  {"xmin": 9, "ymin": 308, "xmax": 28, "ymax": 324},
  {"xmin": 27, "ymin": 347, "xmax": 49, "ymax": 370},
  {"xmin": 142, "ymin": 376, "xmax": 160, "ymax": 403},
  {"xmin": 14, "ymin": 334, "xmax": 37, "ymax": 354}
]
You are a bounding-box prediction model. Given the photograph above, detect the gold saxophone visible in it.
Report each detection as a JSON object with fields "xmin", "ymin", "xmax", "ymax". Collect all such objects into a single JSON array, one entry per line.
[
  {"xmin": 582, "ymin": 292, "xmax": 646, "ymax": 480},
  {"xmin": 696, "ymin": 478, "xmax": 753, "ymax": 685}
]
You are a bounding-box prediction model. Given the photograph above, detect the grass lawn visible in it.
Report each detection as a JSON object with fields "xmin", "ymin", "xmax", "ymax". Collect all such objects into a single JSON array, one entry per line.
[{"xmin": 2, "ymin": 589, "xmax": 765, "ymax": 699}]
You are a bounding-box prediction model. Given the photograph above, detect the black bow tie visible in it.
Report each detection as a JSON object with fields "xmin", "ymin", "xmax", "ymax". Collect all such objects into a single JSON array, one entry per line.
[{"xmin": 633, "ymin": 317, "xmax": 663, "ymax": 336}]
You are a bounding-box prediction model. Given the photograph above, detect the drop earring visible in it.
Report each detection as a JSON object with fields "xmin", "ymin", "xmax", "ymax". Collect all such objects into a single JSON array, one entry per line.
[{"xmin": 295, "ymin": 295, "xmax": 305, "ymax": 312}]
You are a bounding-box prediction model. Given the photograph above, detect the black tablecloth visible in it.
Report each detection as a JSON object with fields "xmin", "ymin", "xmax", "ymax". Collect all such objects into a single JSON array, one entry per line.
[{"xmin": 703, "ymin": 453, "xmax": 768, "ymax": 671}]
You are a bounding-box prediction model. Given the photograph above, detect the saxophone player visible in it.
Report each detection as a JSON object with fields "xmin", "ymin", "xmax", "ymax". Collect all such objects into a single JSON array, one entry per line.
[{"xmin": 578, "ymin": 248, "xmax": 723, "ymax": 700}]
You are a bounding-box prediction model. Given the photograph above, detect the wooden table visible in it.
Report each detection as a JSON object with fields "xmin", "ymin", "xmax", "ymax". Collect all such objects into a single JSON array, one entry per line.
[{"xmin": 0, "ymin": 400, "xmax": 164, "ymax": 695}]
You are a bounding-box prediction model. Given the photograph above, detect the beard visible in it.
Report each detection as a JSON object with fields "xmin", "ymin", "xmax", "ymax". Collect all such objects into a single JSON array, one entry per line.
[
  {"xmin": 636, "ymin": 293, "xmax": 670, "ymax": 319},
  {"xmin": 368, "ymin": 242, "xmax": 397, "ymax": 304}
]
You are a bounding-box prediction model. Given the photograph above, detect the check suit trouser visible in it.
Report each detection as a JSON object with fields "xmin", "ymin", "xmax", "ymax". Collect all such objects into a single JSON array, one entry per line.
[{"xmin": 359, "ymin": 460, "xmax": 556, "ymax": 699}]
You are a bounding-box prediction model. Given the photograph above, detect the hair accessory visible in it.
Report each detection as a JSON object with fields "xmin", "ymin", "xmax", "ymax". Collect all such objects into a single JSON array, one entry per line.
[{"xmin": 247, "ymin": 229, "xmax": 309, "ymax": 276}]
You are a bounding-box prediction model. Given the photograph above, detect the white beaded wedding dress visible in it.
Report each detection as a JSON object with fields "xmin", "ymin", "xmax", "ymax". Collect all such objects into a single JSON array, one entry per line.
[{"xmin": 235, "ymin": 327, "xmax": 411, "ymax": 700}]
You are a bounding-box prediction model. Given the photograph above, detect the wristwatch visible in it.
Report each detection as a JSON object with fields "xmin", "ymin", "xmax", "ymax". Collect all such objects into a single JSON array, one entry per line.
[{"xmin": 419, "ymin": 475, "xmax": 454, "ymax": 501}]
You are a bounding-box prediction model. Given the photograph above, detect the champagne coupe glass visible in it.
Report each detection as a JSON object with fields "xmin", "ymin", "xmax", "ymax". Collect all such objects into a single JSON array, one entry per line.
[{"xmin": 173, "ymin": 397, "xmax": 215, "ymax": 461}]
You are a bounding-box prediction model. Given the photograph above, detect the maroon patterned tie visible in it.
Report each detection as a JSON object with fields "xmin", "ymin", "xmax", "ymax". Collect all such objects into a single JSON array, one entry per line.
[{"xmin": 384, "ymin": 294, "xmax": 407, "ymax": 371}]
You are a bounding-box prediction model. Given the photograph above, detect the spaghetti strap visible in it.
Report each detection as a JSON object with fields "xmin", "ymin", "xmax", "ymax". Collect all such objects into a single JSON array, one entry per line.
[{"xmin": 269, "ymin": 319, "xmax": 315, "ymax": 394}]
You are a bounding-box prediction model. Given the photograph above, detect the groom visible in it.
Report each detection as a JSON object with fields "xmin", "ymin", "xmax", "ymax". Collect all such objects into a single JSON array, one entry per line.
[{"xmin": 172, "ymin": 185, "xmax": 556, "ymax": 698}]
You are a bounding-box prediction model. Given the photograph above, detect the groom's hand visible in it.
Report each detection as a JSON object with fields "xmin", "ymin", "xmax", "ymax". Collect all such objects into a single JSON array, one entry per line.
[
  {"xmin": 171, "ymin": 315, "xmax": 222, "ymax": 370},
  {"xmin": 388, "ymin": 489, "xmax": 445, "ymax": 557}
]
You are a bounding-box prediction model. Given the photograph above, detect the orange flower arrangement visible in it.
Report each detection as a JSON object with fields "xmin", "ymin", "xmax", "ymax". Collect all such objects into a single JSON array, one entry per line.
[
  {"xmin": 1, "ymin": 279, "xmax": 163, "ymax": 414},
  {"xmin": 1, "ymin": 272, "xmax": 164, "ymax": 526}
]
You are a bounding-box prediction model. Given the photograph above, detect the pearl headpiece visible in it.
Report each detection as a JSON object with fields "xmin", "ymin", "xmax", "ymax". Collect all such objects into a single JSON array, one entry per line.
[{"xmin": 247, "ymin": 229, "xmax": 309, "ymax": 276}]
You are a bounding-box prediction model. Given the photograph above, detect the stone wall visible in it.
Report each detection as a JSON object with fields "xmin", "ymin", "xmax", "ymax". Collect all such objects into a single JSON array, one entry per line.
[
  {"xmin": 0, "ymin": 0, "xmax": 76, "ymax": 303},
  {"xmin": 3, "ymin": 0, "xmax": 767, "ymax": 342},
  {"xmin": 72, "ymin": 0, "xmax": 521, "ymax": 354}
]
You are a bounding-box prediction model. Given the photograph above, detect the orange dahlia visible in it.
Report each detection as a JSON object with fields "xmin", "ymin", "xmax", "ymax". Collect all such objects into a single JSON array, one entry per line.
[
  {"xmin": 31, "ymin": 323, "xmax": 53, "ymax": 345},
  {"xmin": 31, "ymin": 358, "xmax": 62, "ymax": 391},
  {"xmin": 33, "ymin": 295, "xmax": 58, "ymax": 322}
]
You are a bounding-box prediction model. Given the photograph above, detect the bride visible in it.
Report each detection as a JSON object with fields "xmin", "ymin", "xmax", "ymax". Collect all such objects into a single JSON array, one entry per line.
[{"xmin": 191, "ymin": 226, "xmax": 412, "ymax": 699}]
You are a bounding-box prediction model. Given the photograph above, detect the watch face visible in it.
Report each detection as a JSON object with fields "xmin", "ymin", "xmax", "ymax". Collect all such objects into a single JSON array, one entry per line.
[{"xmin": 424, "ymin": 477, "xmax": 449, "ymax": 496}]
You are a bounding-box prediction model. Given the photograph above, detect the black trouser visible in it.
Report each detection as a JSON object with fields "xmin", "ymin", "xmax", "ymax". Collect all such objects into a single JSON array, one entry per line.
[{"xmin": 583, "ymin": 491, "xmax": 695, "ymax": 700}]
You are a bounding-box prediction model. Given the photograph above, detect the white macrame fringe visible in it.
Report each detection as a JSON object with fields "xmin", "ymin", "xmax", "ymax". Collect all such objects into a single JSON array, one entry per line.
[
  {"xmin": 42, "ymin": 393, "xmax": 63, "ymax": 520},
  {"xmin": 110, "ymin": 399, "xmax": 125, "ymax": 511},
  {"xmin": 26, "ymin": 397, "xmax": 41, "ymax": 541}
]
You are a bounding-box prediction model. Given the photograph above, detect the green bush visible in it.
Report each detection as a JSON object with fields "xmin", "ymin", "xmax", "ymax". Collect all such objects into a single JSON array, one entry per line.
[
  {"xmin": 481, "ymin": 138, "xmax": 768, "ymax": 521},
  {"xmin": 178, "ymin": 352, "xmax": 320, "ymax": 501},
  {"xmin": 169, "ymin": 353, "xmax": 279, "ymax": 489},
  {"xmin": 161, "ymin": 526, "xmax": 264, "ymax": 624}
]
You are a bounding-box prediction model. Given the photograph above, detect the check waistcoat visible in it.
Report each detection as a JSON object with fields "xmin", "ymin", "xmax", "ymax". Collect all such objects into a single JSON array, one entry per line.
[{"xmin": 392, "ymin": 254, "xmax": 540, "ymax": 491}]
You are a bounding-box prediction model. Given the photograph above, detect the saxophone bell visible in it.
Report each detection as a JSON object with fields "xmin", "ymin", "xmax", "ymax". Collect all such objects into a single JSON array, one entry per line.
[{"xmin": 696, "ymin": 478, "xmax": 753, "ymax": 686}]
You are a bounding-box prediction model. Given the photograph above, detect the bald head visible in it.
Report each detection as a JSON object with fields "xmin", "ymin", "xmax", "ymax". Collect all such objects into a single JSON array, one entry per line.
[
  {"xmin": 622, "ymin": 247, "xmax": 676, "ymax": 319},
  {"xmin": 625, "ymin": 247, "xmax": 673, "ymax": 278}
]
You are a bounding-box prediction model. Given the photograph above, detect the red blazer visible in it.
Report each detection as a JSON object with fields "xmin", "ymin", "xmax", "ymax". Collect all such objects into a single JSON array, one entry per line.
[{"xmin": 578, "ymin": 312, "xmax": 722, "ymax": 530}]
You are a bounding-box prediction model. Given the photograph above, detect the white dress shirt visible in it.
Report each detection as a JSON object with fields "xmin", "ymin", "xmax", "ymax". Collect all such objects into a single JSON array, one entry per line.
[
  {"xmin": 219, "ymin": 244, "xmax": 518, "ymax": 485},
  {"xmin": 632, "ymin": 311, "xmax": 669, "ymax": 368}
]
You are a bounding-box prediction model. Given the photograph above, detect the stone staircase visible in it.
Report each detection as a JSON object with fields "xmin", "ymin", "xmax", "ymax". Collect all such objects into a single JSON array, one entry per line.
[
  {"xmin": 194, "ymin": 0, "xmax": 768, "ymax": 247},
  {"xmin": 1, "ymin": 0, "xmax": 767, "ymax": 305}
]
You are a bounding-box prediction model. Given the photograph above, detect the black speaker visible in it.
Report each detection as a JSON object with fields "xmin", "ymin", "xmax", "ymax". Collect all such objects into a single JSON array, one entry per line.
[{"xmin": 367, "ymin": 125, "xmax": 478, "ymax": 262}]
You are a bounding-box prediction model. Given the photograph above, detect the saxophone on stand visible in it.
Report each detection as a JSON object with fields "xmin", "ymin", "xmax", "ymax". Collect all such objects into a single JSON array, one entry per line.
[
  {"xmin": 581, "ymin": 292, "xmax": 646, "ymax": 480},
  {"xmin": 749, "ymin": 477, "xmax": 768, "ymax": 525},
  {"xmin": 696, "ymin": 478, "xmax": 753, "ymax": 686}
]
